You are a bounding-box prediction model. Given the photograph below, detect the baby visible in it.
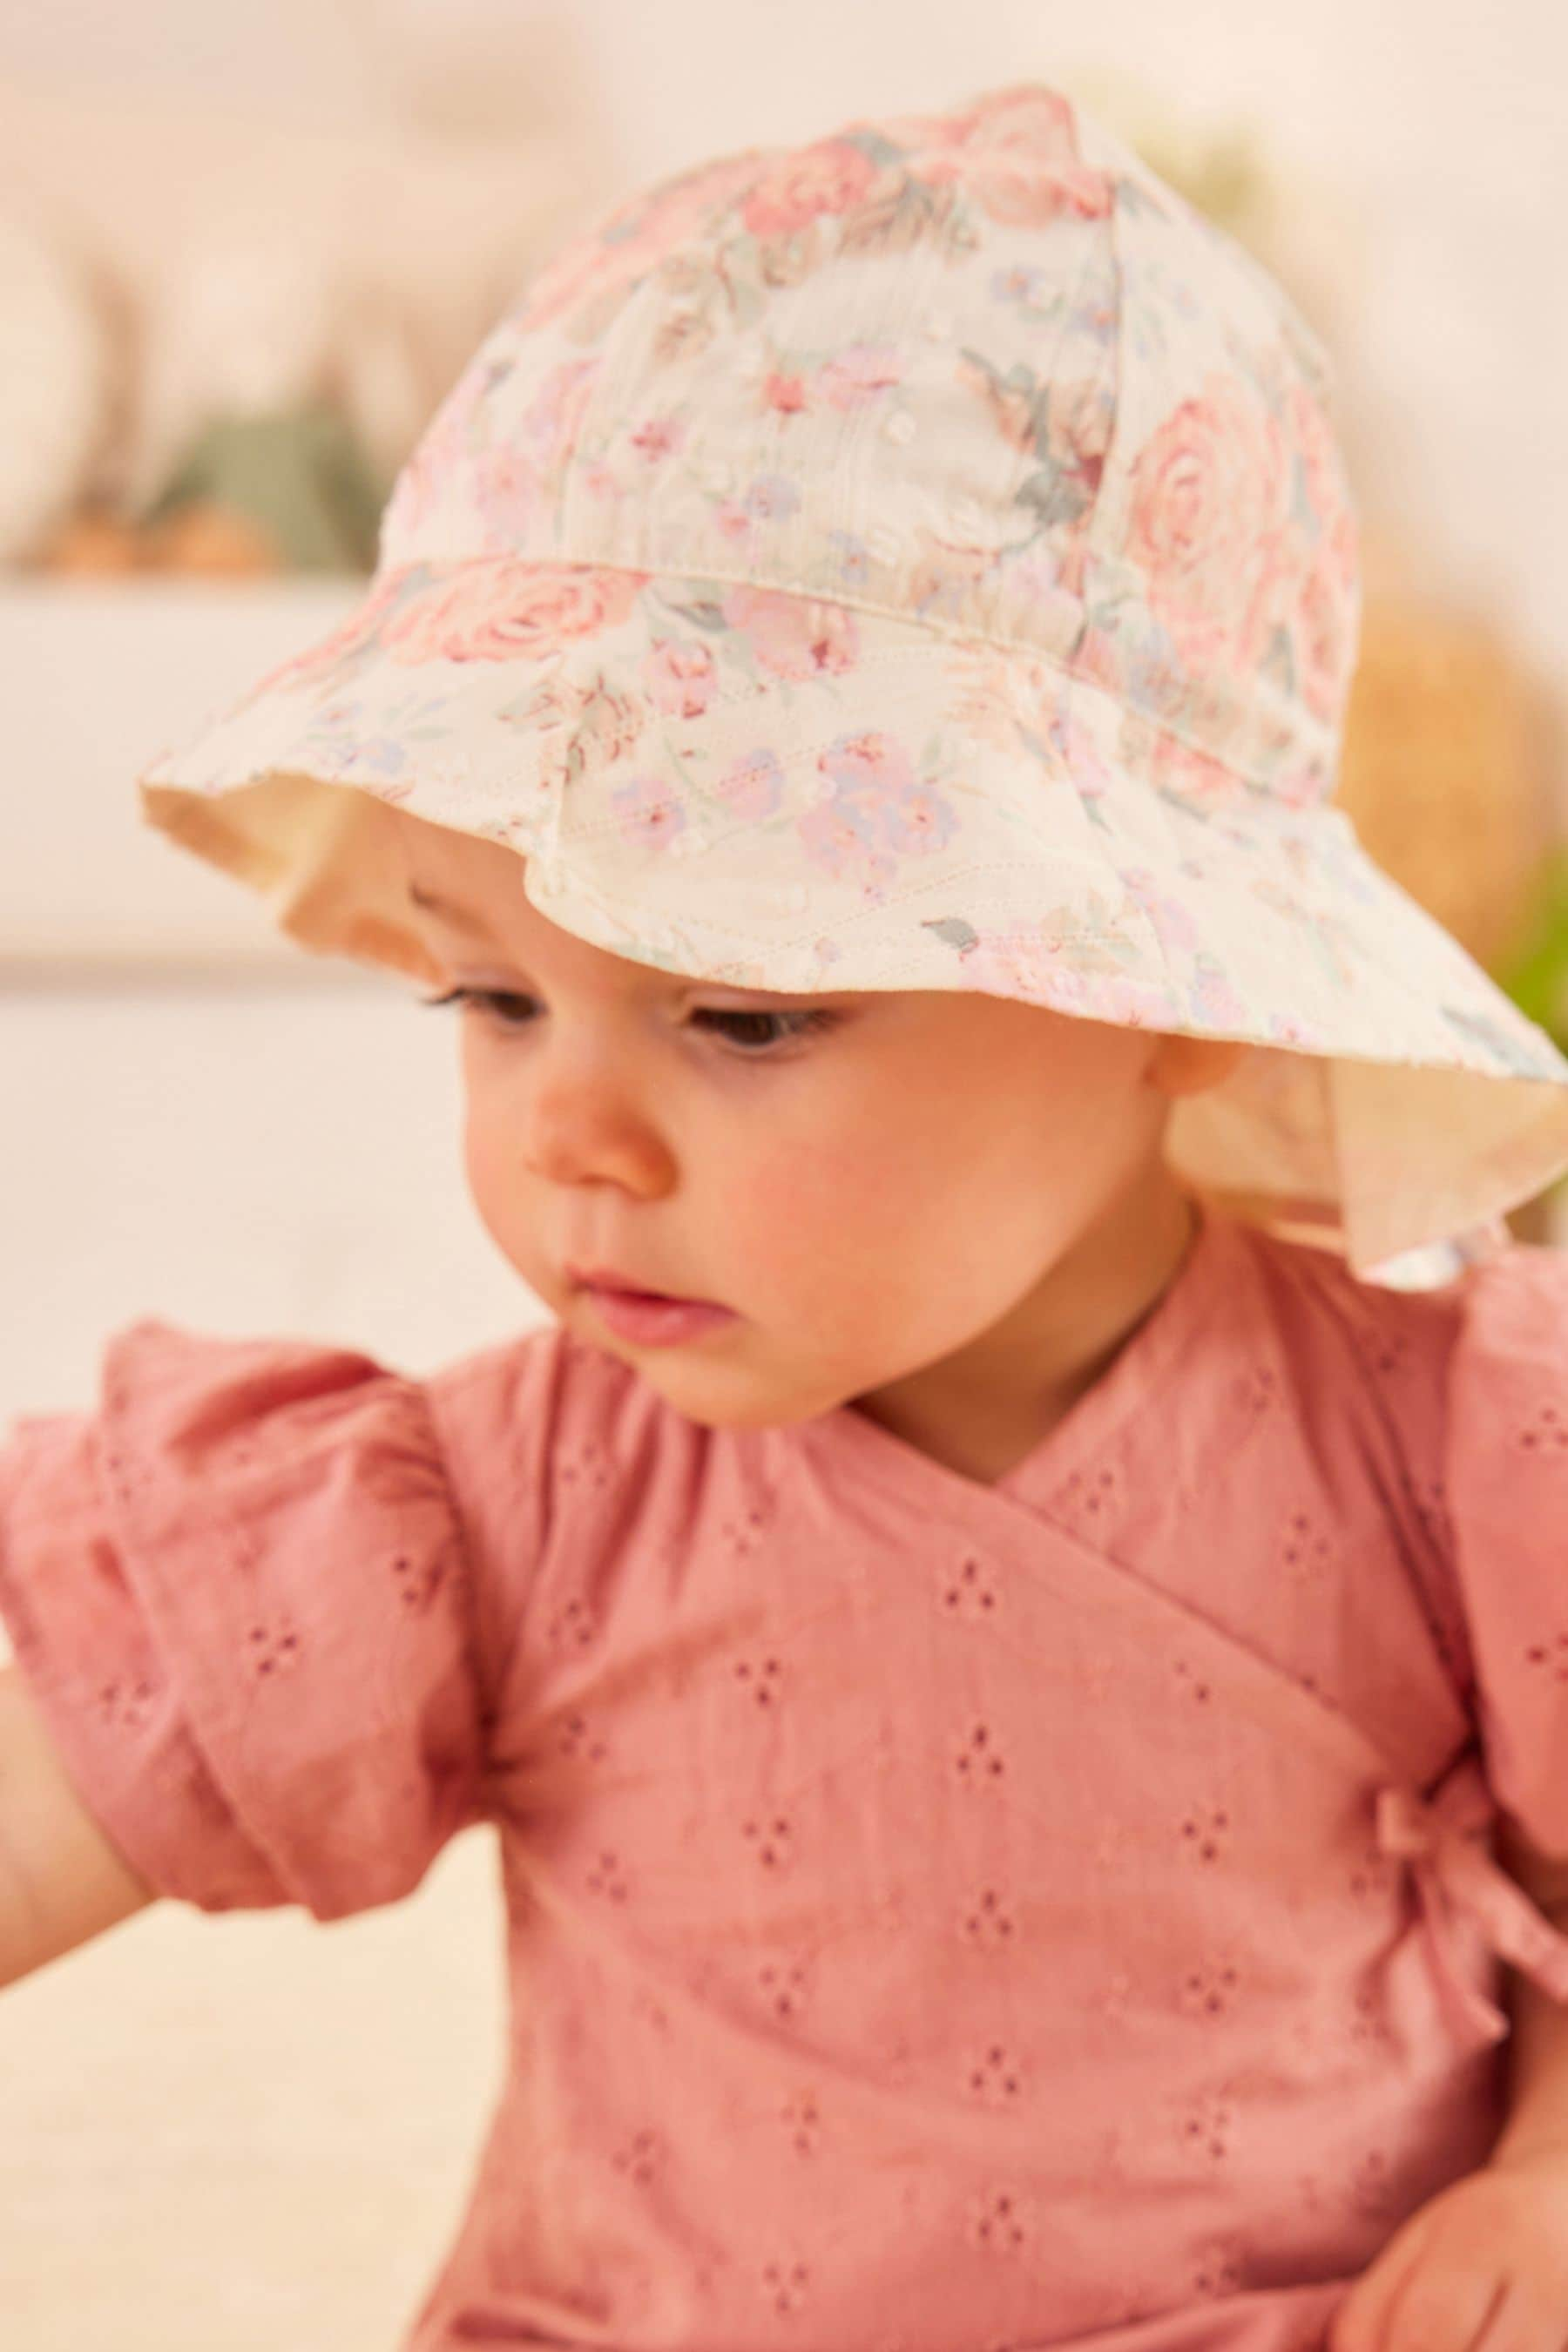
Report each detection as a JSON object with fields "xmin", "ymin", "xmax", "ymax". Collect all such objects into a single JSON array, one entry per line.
[{"xmin": 8, "ymin": 77, "xmax": 1568, "ymax": 2352}]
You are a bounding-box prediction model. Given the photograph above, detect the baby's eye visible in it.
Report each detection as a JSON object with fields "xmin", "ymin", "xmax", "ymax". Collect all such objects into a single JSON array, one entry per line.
[
  {"xmin": 694, "ymin": 1006, "xmax": 840, "ymax": 1051},
  {"xmin": 421, "ymin": 987, "xmax": 535, "ymax": 1031},
  {"xmin": 419, "ymin": 988, "xmax": 837, "ymax": 1055}
]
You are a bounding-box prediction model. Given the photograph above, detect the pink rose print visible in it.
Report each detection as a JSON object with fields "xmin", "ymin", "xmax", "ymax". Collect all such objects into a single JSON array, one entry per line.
[
  {"xmin": 470, "ymin": 446, "xmax": 540, "ymax": 542},
  {"xmin": 499, "ymin": 667, "xmax": 648, "ymax": 773},
  {"xmin": 1047, "ymin": 707, "xmax": 1115, "ymax": 801},
  {"xmin": 876, "ymin": 783, "xmax": 957, "ymax": 855},
  {"xmin": 609, "ymin": 774, "xmax": 687, "ymax": 851},
  {"xmin": 246, "ymin": 571, "xmax": 406, "ymax": 693},
  {"xmin": 1270, "ymin": 760, "xmax": 1329, "ymax": 811},
  {"xmin": 1231, "ymin": 515, "xmax": 1311, "ymax": 678},
  {"xmin": 1294, "ymin": 536, "xmax": 1356, "ymax": 724},
  {"xmin": 816, "ymin": 345, "xmax": 904, "ymax": 410},
  {"xmin": 1074, "ymin": 624, "xmax": 1123, "ymax": 699},
  {"xmin": 1126, "ymin": 373, "xmax": 1289, "ymax": 671},
  {"xmin": 533, "ymin": 356, "xmax": 600, "ymax": 436},
  {"xmin": 1120, "ymin": 867, "xmax": 1201, "ymax": 959},
  {"xmin": 721, "ymin": 585, "xmax": 861, "ymax": 680},
  {"xmin": 797, "ymin": 796, "xmax": 896, "ymax": 894},
  {"xmin": 819, "ymin": 731, "xmax": 916, "ymax": 795},
  {"xmin": 1043, "ymin": 375, "xmax": 1112, "ymax": 489},
  {"xmin": 762, "ymin": 371, "xmax": 809, "ymax": 416},
  {"xmin": 644, "ymin": 637, "xmax": 718, "ymax": 719},
  {"xmin": 1287, "ymin": 383, "xmax": 1352, "ymax": 549},
  {"xmin": 714, "ymin": 500, "xmax": 756, "ymax": 546},
  {"xmin": 913, "ymin": 87, "xmax": 1111, "ymax": 227},
  {"xmin": 964, "ymin": 85, "xmax": 1080, "ymax": 163},
  {"xmin": 575, "ymin": 675, "xmax": 648, "ymax": 767},
  {"xmin": 956, "ymin": 932, "xmax": 1174, "ymax": 1029},
  {"xmin": 715, "ymin": 748, "xmax": 786, "ymax": 820},
  {"xmin": 875, "ymin": 102, "xmax": 985, "ymax": 157},
  {"xmin": 742, "ymin": 476, "xmax": 801, "ymax": 524},
  {"xmin": 909, "ymin": 528, "xmax": 995, "ymax": 620},
  {"xmin": 1041, "ymin": 968, "xmax": 1180, "ymax": 1028},
  {"xmin": 906, "ymin": 88, "xmax": 1077, "ymax": 180},
  {"xmin": 817, "ymin": 731, "xmax": 958, "ymax": 856},
  {"xmin": 1153, "ymin": 743, "xmax": 1248, "ymax": 814},
  {"xmin": 517, "ymin": 153, "xmax": 765, "ymax": 335},
  {"xmin": 714, "ymin": 475, "xmax": 803, "ymax": 544},
  {"xmin": 948, "ymin": 649, "xmax": 1032, "ymax": 756},
  {"xmin": 963, "ymin": 152, "xmax": 1112, "ymax": 232},
  {"xmin": 629, "ymin": 413, "xmax": 686, "ymax": 463},
  {"xmin": 799, "ymin": 729, "xmax": 956, "ymax": 892},
  {"xmin": 1010, "ymin": 544, "xmax": 1088, "ymax": 640},
  {"xmin": 382, "ymin": 561, "xmax": 647, "ymax": 665},
  {"xmin": 740, "ymin": 139, "xmax": 880, "ymax": 240}
]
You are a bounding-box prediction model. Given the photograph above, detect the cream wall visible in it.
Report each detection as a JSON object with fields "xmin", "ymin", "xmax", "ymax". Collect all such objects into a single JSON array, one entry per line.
[
  {"xmin": 4, "ymin": 0, "xmax": 1565, "ymax": 684},
  {"xmin": 1, "ymin": 5, "xmax": 1564, "ymax": 2346}
]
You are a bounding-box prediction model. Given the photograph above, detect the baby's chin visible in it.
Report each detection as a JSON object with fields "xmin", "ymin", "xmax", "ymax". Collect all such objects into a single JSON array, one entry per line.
[{"xmin": 589, "ymin": 1341, "xmax": 855, "ymax": 1436}]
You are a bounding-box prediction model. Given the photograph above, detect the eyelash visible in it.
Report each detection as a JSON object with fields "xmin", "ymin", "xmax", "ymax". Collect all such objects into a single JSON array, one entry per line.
[{"xmin": 419, "ymin": 987, "xmax": 839, "ymax": 1056}]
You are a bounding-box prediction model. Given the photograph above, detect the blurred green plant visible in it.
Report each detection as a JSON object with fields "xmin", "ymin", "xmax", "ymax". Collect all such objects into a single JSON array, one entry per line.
[
  {"xmin": 136, "ymin": 399, "xmax": 388, "ymax": 572},
  {"xmin": 1495, "ymin": 845, "xmax": 1568, "ymax": 1053}
]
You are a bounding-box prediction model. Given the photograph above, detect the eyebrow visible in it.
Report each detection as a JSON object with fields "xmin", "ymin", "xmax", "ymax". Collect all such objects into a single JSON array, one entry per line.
[{"xmin": 406, "ymin": 882, "xmax": 496, "ymax": 939}]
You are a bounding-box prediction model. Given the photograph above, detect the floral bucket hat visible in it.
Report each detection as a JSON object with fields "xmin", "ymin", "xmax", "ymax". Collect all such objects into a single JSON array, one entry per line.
[{"xmin": 136, "ymin": 80, "xmax": 1568, "ymax": 1276}]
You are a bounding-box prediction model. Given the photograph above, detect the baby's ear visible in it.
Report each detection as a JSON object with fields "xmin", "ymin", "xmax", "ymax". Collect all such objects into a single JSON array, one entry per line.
[{"xmin": 1146, "ymin": 1032, "xmax": 1250, "ymax": 1100}]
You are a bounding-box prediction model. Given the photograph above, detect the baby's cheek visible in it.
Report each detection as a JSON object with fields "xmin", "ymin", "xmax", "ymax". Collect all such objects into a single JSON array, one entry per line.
[
  {"xmin": 737, "ymin": 1136, "xmax": 905, "ymax": 1310},
  {"xmin": 745, "ymin": 1125, "xmax": 883, "ymax": 1234},
  {"xmin": 461, "ymin": 1117, "xmax": 533, "ymax": 1261}
]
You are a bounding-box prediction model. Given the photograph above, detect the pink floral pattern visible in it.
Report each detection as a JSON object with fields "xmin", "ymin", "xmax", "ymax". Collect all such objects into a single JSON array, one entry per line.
[
  {"xmin": 1125, "ymin": 375, "xmax": 1291, "ymax": 671},
  {"xmin": 720, "ymin": 584, "xmax": 862, "ymax": 680},
  {"xmin": 739, "ymin": 138, "xmax": 881, "ymax": 240},
  {"xmin": 381, "ymin": 560, "xmax": 646, "ymax": 666}
]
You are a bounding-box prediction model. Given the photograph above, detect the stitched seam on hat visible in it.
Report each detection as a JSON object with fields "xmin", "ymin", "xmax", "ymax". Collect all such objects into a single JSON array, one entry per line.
[
  {"xmin": 546, "ymin": 732, "xmax": 1092, "ymax": 841},
  {"xmin": 530, "ymin": 855, "xmax": 1139, "ymax": 954},
  {"xmin": 539, "ymin": 674, "xmax": 1097, "ymax": 836},
  {"xmin": 375, "ymin": 556, "xmax": 1326, "ymax": 798},
  {"xmin": 520, "ymin": 646, "xmax": 1303, "ymax": 820}
]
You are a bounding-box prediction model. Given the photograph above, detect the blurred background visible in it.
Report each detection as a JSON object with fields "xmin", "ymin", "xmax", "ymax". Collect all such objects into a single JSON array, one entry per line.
[{"xmin": 2, "ymin": 3, "xmax": 1566, "ymax": 2344}]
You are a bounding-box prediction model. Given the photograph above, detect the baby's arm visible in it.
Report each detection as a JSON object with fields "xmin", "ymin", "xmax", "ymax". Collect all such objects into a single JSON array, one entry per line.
[{"xmin": 0, "ymin": 1660, "xmax": 157, "ymax": 1987}]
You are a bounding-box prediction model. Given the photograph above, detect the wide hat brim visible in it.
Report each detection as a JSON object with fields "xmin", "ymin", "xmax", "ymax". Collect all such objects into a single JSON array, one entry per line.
[{"xmin": 138, "ymin": 555, "xmax": 1568, "ymax": 1278}]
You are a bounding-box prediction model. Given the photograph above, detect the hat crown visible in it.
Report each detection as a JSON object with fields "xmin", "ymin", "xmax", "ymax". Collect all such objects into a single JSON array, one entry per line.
[
  {"xmin": 379, "ymin": 83, "xmax": 1361, "ymax": 808},
  {"xmin": 137, "ymin": 82, "xmax": 1568, "ymax": 1273}
]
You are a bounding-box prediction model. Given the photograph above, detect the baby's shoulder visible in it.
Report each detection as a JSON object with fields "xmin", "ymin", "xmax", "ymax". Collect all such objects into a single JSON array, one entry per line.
[
  {"xmin": 1243, "ymin": 1225, "xmax": 1568, "ymax": 1452},
  {"xmin": 1419, "ymin": 1238, "xmax": 1568, "ymax": 1454}
]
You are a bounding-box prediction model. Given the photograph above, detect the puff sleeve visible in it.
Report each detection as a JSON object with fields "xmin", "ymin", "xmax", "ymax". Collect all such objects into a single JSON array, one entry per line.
[
  {"xmin": 1444, "ymin": 1243, "xmax": 1568, "ymax": 1868},
  {"xmin": 0, "ymin": 1317, "xmax": 511, "ymax": 1923}
]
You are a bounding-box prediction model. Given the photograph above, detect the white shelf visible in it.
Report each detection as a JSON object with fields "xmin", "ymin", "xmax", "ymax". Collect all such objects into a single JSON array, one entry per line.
[{"xmin": 0, "ymin": 578, "xmax": 365, "ymax": 969}]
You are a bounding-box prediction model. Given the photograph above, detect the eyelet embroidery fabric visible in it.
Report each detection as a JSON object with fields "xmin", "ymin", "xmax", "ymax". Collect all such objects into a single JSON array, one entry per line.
[{"xmin": 5, "ymin": 1207, "xmax": 1568, "ymax": 2349}]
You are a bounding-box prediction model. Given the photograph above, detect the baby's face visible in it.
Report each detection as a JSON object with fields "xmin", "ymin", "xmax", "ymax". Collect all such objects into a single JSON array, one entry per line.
[{"xmin": 400, "ymin": 819, "xmax": 1242, "ymax": 1437}]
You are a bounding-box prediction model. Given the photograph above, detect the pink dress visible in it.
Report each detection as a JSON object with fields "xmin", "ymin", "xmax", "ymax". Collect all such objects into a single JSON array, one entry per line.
[{"xmin": 6, "ymin": 1199, "xmax": 1568, "ymax": 2352}]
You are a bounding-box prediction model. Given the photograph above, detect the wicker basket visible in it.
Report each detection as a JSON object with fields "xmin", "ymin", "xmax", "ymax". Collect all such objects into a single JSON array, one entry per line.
[{"xmin": 1336, "ymin": 582, "xmax": 1564, "ymax": 1239}]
